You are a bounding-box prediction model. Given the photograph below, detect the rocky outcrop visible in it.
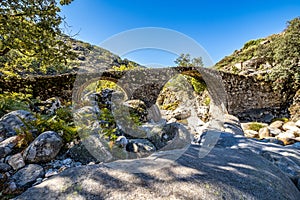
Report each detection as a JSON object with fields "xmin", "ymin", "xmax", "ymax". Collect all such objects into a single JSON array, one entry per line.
[
  {"xmin": 13, "ymin": 132, "xmax": 300, "ymax": 200},
  {"xmin": 31, "ymin": 97, "xmax": 62, "ymax": 115},
  {"xmin": 123, "ymin": 99, "xmax": 148, "ymax": 122},
  {"xmin": 289, "ymin": 89, "xmax": 300, "ymax": 121},
  {"xmin": 2, "ymin": 102, "xmax": 300, "ymax": 199}
]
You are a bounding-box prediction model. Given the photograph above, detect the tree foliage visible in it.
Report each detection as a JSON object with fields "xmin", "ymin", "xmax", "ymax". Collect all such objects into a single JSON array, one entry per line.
[
  {"xmin": 266, "ymin": 17, "xmax": 300, "ymax": 91},
  {"xmin": 174, "ymin": 53, "xmax": 204, "ymax": 67},
  {"xmin": 215, "ymin": 17, "xmax": 300, "ymax": 92},
  {"xmin": 174, "ymin": 53, "xmax": 206, "ymax": 94},
  {"xmin": 0, "ymin": 0, "xmax": 76, "ymax": 74}
]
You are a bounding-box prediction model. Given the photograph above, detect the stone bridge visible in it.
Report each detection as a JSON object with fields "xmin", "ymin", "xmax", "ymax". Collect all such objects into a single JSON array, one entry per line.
[{"xmin": 0, "ymin": 67, "xmax": 288, "ymax": 120}]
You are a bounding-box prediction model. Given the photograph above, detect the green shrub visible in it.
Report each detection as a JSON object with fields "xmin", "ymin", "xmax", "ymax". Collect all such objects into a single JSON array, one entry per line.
[
  {"xmin": 112, "ymin": 64, "xmax": 136, "ymax": 71},
  {"xmin": 96, "ymin": 80, "xmax": 118, "ymax": 92},
  {"xmin": 248, "ymin": 122, "xmax": 265, "ymax": 132},
  {"xmin": 17, "ymin": 106, "xmax": 78, "ymax": 145},
  {"xmin": 0, "ymin": 92, "xmax": 32, "ymax": 117},
  {"xmin": 203, "ymin": 97, "xmax": 211, "ymax": 106},
  {"xmin": 271, "ymin": 117, "xmax": 289, "ymax": 123},
  {"xmin": 160, "ymin": 101, "xmax": 179, "ymax": 111},
  {"xmin": 189, "ymin": 77, "xmax": 207, "ymax": 94}
]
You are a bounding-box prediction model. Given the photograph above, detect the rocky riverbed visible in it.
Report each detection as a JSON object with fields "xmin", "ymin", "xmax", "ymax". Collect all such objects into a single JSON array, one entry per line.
[{"xmin": 1, "ymin": 90, "xmax": 300, "ymax": 199}]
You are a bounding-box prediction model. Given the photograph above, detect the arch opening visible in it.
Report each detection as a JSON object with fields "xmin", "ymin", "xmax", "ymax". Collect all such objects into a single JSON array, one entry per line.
[
  {"xmin": 156, "ymin": 73, "xmax": 212, "ymax": 140},
  {"xmin": 72, "ymin": 67, "xmax": 228, "ymax": 164}
]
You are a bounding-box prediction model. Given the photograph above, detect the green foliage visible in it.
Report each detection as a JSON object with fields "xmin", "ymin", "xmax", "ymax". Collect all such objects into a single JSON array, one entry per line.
[
  {"xmin": 248, "ymin": 122, "xmax": 265, "ymax": 132},
  {"xmin": 160, "ymin": 101, "xmax": 179, "ymax": 111},
  {"xmin": 18, "ymin": 106, "xmax": 78, "ymax": 145},
  {"xmin": 215, "ymin": 38, "xmax": 264, "ymax": 71},
  {"xmin": 96, "ymin": 80, "xmax": 118, "ymax": 92},
  {"xmin": 271, "ymin": 117, "xmax": 289, "ymax": 123},
  {"xmin": 128, "ymin": 111, "xmax": 143, "ymax": 126},
  {"xmin": 0, "ymin": 92, "xmax": 32, "ymax": 117},
  {"xmin": 174, "ymin": 53, "xmax": 204, "ymax": 67},
  {"xmin": 164, "ymin": 74, "xmax": 191, "ymax": 90},
  {"xmin": 98, "ymin": 107, "xmax": 118, "ymax": 141},
  {"xmin": 203, "ymin": 96, "xmax": 211, "ymax": 106},
  {"xmin": 173, "ymin": 54, "xmax": 207, "ymax": 94},
  {"xmin": 95, "ymin": 63, "xmax": 139, "ymax": 92},
  {"xmin": 243, "ymin": 39, "xmax": 262, "ymax": 49},
  {"xmin": 112, "ymin": 63, "xmax": 137, "ymax": 71},
  {"xmin": 216, "ymin": 17, "xmax": 300, "ymax": 92},
  {"xmin": 0, "ymin": 0, "xmax": 76, "ymax": 74},
  {"xmin": 266, "ymin": 17, "xmax": 300, "ymax": 91},
  {"xmin": 231, "ymin": 66, "xmax": 239, "ymax": 74},
  {"xmin": 190, "ymin": 77, "xmax": 207, "ymax": 94},
  {"xmin": 15, "ymin": 129, "xmax": 34, "ymax": 149}
]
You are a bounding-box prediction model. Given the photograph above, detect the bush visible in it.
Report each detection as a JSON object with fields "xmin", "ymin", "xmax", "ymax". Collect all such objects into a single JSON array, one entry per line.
[
  {"xmin": 248, "ymin": 122, "xmax": 266, "ymax": 132},
  {"xmin": 160, "ymin": 101, "xmax": 179, "ymax": 111},
  {"xmin": 0, "ymin": 92, "xmax": 32, "ymax": 117},
  {"xmin": 18, "ymin": 106, "xmax": 78, "ymax": 145}
]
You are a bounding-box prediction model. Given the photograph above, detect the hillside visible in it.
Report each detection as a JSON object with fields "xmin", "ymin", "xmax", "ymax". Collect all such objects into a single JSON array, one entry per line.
[
  {"xmin": 0, "ymin": 37, "xmax": 141, "ymax": 76},
  {"xmin": 214, "ymin": 34, "xmax": 280, "ymax": 75},
  {"xmin": 67, "ymin": 38, "xmax": 142, "ymax": 73},
  {"xmin": 215, "ymin": 17, "xmax": 300, "ymax": 92}
]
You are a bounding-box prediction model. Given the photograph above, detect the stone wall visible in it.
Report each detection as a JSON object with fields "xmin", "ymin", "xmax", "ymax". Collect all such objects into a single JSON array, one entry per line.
[
  {"xmin": 220, "ymin": 72, "xmax": 290, "ymax": 121},
  {"xmin": 0, "ymin": 73, "xmax": 76, "ymax": 100}
]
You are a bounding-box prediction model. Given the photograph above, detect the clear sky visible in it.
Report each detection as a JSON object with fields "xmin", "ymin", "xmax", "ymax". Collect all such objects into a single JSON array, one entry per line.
[{"xmin": 60, "ymin": 0, "xmax": 300, "ymax": 67}]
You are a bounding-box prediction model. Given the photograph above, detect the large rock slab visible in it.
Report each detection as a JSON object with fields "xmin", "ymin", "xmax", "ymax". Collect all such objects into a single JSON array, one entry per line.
[{"xmin": 14, "ymin": 132, "xmax": 300, "ymax": 200}]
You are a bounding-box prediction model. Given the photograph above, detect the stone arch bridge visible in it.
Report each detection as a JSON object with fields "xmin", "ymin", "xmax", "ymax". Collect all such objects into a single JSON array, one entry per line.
[{"xmin": 0, "ymin": 67, "xmax": 286, "ymax": 120}]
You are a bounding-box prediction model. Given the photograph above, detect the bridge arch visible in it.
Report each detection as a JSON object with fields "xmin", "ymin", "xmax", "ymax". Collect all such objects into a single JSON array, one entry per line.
[{"xmin": 72, "ymin": 67, "xmax": 228, "ymax": 128}]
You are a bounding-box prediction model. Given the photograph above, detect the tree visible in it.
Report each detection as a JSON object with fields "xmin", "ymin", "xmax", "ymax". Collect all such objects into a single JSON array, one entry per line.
[
  {"xmin": 174, "ymin": 53, "xmax": 203, "ymax": 67},
  {"xmin": 191, "ymin": 57, "xmax": 204, "ymax": 67},
  {"xmin": 0, "ymin": 0, "xmax": 75, "ymax": 73},
  {"xmin": 174, "ymin": 53, "xmax": 206, "ymax": 94},
  {"xmin": 268, "ymin": 17, "xmax": 300, "ymax": 90}
]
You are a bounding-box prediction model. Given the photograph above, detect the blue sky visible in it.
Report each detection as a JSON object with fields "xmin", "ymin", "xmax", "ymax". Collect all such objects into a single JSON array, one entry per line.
[{"xmin": 60, "ymin": 0, "xmax": 300, "ymax": 67}]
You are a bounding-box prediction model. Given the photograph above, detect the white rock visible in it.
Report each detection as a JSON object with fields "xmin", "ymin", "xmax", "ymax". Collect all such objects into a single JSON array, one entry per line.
[
  {"xmin": 12, "ymin": 164, "xmax": 44, "ymax": 188},
  {"xmin": 168, "ymin": 118, "xmax": 177, "ymax": 123},
  {"xmin": 269, "ymin": 121, "xmax": 284, "ymax": 129},
  {"xmin": 115, "ymin": 136, "xmax": 128, "ymax": 147},
  {"xmin": 45, "ymin": 169, "xmax": 58, "ymax": 178},
  {"xmin": 282, "ymin": 122, "xmax": 300, "ymax": 135},
  {"xmin": 244, "ymin": 130, "xmax": 259, "ymax": 138},
  {"xmin": 269, "ymin": 127, "xmax": 282, "ymax": 136},
  {"xmin": 295, "ymin": 120, "xmax": 300, "ymax": 128},
  {"xmin": 276, "ymin": 131, "xmax": 296, "ymax": 139},
  {"xmin": 171, "ymin": 107, "xmax": 191, "ymax": 120},
  {"xmin": 0, "ymin": 136, "xmax": 18, "ymax": 159},
  {"xmin": 7, "ymin": 153, "xmax": 25, "ymax": 170}
]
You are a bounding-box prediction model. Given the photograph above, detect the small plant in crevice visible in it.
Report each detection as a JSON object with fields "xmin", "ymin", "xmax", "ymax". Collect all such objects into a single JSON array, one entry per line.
[
  {"xmin": 160, "ymin": 101, "xmax": 180, "ymax": 111},
  {"xmin": 248, "ymin": 122, "xmax": 266, "ymax": 132},
  {"xmin": 98, "ymin": 107, "xmax": 118, "ymax": 142}
]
